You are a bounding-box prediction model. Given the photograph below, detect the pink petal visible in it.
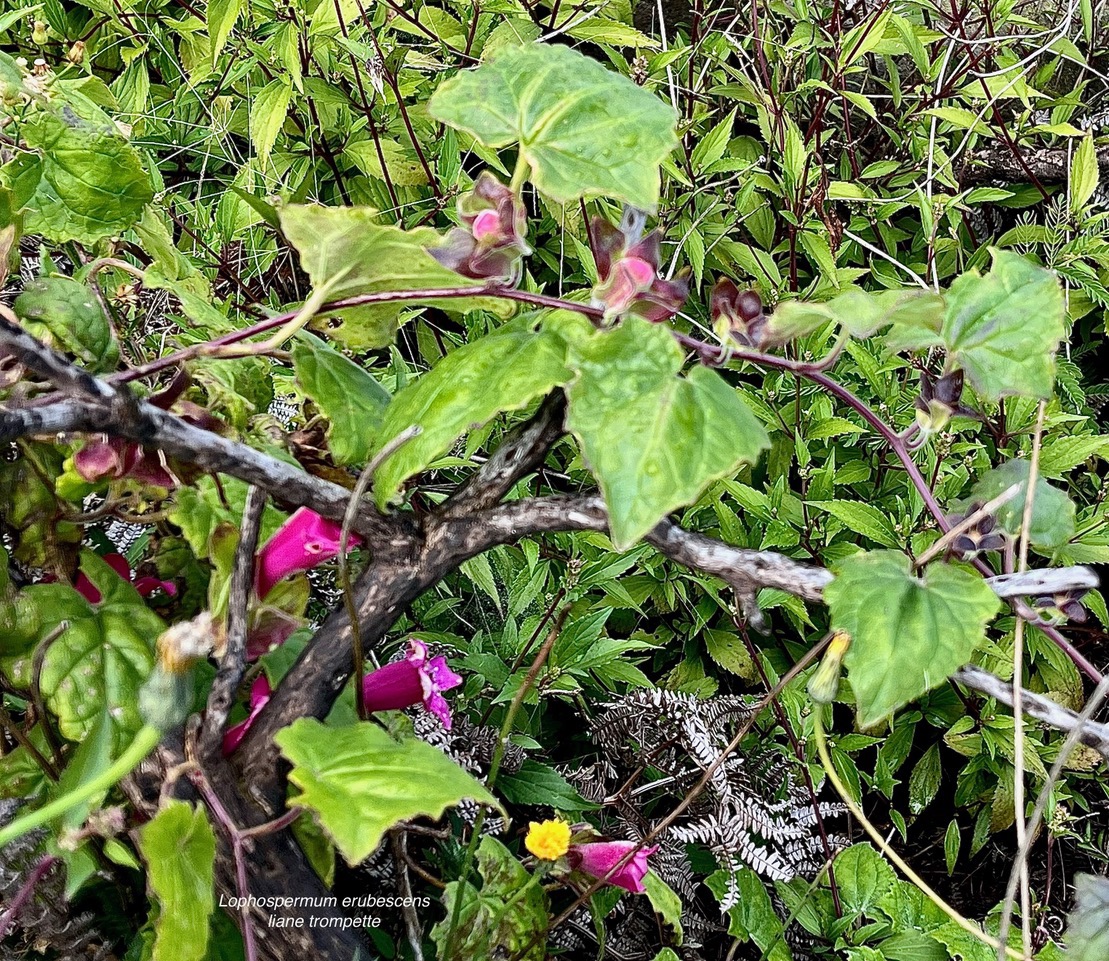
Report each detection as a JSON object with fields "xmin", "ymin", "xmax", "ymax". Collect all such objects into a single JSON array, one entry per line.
[
  {"xmin": 74, "ymin": 438, "xmax": 125, "ymax": 481},
  {"xmin": 255, "ymin": 508, "xmax": 362, "ymax": 598},
  {"xmin": 569, "ymin": 841, "xmax": 659, "ymax": 894},
  {"xmin": 73, "ymin": 573, "xmax": 101, "ymax": 604},
  {"xmin": 471, "ymin": 209, "xmax": 502, "ymax": 242},
  {"xmin": 425, "ymin": 656, "xmax": 462, "ymax": 693},
  {"xmin": 222, "ymin": 675, "xmax": 272, "ymax": 757},
  {"xmin": 133, "ymin": 576, "xmax": 178, "ymax": 599},
  {"xmin": 424, "ymin": 689, "xmax": 453, "ymax": 730},
  {"xmin": 362, "ymin": 659, "xmax": 425, "ymax": 713}
]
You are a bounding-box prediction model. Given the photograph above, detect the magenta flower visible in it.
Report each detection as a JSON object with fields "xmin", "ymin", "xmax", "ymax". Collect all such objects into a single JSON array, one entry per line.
[
  {"xmin": 361, "ymin": 638, "xmax": 463, "ymax": 729},
  {"xmin": 589, "ymin": 217, "xmax": 688, "ymax": 322},
  {"xmin": 254, "ymin": 508, "xmax": 363, "ymax": 599},
  {"xmin": 222, "ymin": 675, "xmax": 272, "ymax": 756},
  {"xmin": 69, "ymin": 552, "xmax": 177, "ymax": 605},
  {"xmin": 568, "ymin": 840, "xmax": 659, "ymax": 894},
  {"xmin": 430, "ymin": 172, "xmax": 531, "ymax": 283}
]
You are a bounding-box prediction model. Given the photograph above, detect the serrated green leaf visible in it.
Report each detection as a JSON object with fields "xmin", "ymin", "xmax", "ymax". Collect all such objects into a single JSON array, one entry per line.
[
  {"xmin": 292, "ymin": 333, "xmax": 390, "ymax": 466},
  {"xmin": 703, "ymin": 628, "xmax": 756, "ymax": 678},
  {"xmin": 566, "ymin": 317, "xmax": 768, "ymax": 550},
  {"xmin": 431, "ymin": 836, "xmax": 547, "ymax": 961},
  {"xmin": 970, "ymin": 459, "xmax": 1075, "ymax": 550},
  {"xmin": 3, "ymin": 112, "xmax": 152, "ymax": 245},
  {"xmin": 1036, "ymin": 434, "xmax": 1109, "ymax": 479},
  {"xmin": 373, "ymin": 315, "xmax": 572, "ymax": 506},
  {"xmin": 908, "ymin": 742, "xmax": 941, "ymax": 814},
  {"xmin": 808, "ymin": 500, "xmax": 901, "ymax": 548},
  {"xmin": 917, "ymin": 249, "xmax": 1064, "ymax": 401},
  {"xmin": 207, "ymin": 0, "xmax": 243, "ymax": 63},
  {"xmin": 691, "ymin": 109, "xmax": 735, "ymax": 172},
  {"xmin": 826, "ymin": 552, "xmax": 1000, "ymax": 726},
  {"xmin": 276, "ymin": 718, "xmax": 503, "ymax": 864},
  {"xmin": 26, "ymin": 552, "xmax": 161, "ymax": 748},
  {"xmin": 497, "ymin": 759, "xmax": 594, "ymax": 810},
  {"xmin": 249, "ymin": 79, "xmax": 291, "ymax": 165},
  {"xmin": 943, "ymin": 819, "xmax": 961, "ymax": 875},
  {"xmin": 1071, "ymin": 134, "xmax": 1099, "ymax": 213},
  {"xmin": 706, "ymin": 868, "xmax": 792, "ymax": 961},
  {"xmin": 15, "ymin": 275, "xmax": 119, "ymax": 372},
  {"xmin": 346, "ymin": 139, "xmax": 428, "ymax": 186},
  {"xmin": 428, "ymin": 43, "xmax": 677, "ymax": 209},
  {"xmin": 139, "ymin": 801, "xmax": 216, "ymax": 961},
  {"xmin": 769, "ymin": 288, "xmax": 944, "ymax": 342},
  {"xmin": 279, "ymin": 204, "xmax": 512, "ymax": 350},
  {"xmin": 643, "ymin": 871, "xmax": 683, "ymax": 942},
  {"xmin": 834, "ymin": 844, "xmax": 896, "ymax": 918}
]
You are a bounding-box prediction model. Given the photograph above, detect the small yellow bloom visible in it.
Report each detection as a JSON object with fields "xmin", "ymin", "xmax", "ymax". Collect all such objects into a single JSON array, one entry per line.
[{"xmin": 525, "ymin": 819, "xmax": 571, "ymax": 861}]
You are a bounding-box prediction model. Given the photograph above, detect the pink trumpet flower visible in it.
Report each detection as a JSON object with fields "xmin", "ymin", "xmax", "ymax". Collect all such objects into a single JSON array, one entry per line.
[
  {"xmin": 568, "ymin": 840, "xmax": 659, "ymax": 894},
  {"xmin": 222, "ymin": 675, "xmax": 272, "ymax": 756},
  {"xmin": 254, "ymin": 508, "xmax": 362, "ymax": 599},
  {"xmin": 361, "ymin": 638, "xmax": 463, "ymax": 729}
]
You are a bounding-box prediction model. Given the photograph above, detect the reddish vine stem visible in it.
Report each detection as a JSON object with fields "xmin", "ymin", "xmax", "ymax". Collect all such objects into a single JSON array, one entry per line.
[
  {"xmin": 0, "ymin": 855, "xmax": 59, "ymax": 940},
  {"xmin": 91, "ymin": 279, "xmax": 1102, "ymax": 682}
]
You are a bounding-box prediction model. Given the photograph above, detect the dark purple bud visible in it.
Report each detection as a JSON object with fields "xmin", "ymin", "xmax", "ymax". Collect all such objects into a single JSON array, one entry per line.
[
  {"xmin": 934, "ymin": 370, "xmax": 965, "ymax": 407},
  {"xmin": 710, "ymin": 278, "xmax": 767, "ymax": 347}
]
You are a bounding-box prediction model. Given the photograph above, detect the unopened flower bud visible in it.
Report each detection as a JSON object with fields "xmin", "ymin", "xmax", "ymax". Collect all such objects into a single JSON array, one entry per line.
[
  {"xmin": 32, "ymin": 21, "xmax": 48, "ymax": 45},
  {"xmin": 711, "ymin": 279, "xmax": 767, "ymax": 347},
  {"xmin": 808, "ymin": 630, "xmax": 850, "ymax": 704}
]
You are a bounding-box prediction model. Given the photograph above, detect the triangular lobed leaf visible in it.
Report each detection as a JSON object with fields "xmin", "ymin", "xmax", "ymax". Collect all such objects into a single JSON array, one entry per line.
[
  {"xmin": 279, "ymin": 205, "xmax": 513, "ymax": 350},
  {"xmin": 969, "ymin": 459, "xmax": 1076, "ymax": 550},
  {"xmin": 138, "ymin": 801, "xmax": 216, "ymax": 961},
  {"xmin": 3, "ymin": 112, "xmax": 153, "ymax": 246},
  {"xmin": 939, "ymin": 248, "xmax": 1065, "ymax": 402},
  {"xmin": 292, "ymin": 332, "xmax": 391, "ymax": 467},
  {"xmin": 825, "ymin": 551, "xmax": 1001, "ymax": 726},
  {"xmin": 428, "ymin": 43, "xmax": 678, "ymax": 210},
  {"xmin": 565, "ymin": 317, "xmax": 768, "ymax": 550},
  {"xmin": 373, "ymin": 314, "xmax": 574, "ymax": 507},
  {"xmin": 276, "ymin": 718, "xmax": 504, "ymax": 865}
]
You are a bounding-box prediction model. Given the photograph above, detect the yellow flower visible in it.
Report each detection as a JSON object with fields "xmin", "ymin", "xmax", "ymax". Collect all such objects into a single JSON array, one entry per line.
[{"xmin": 525, "ymin": 819, "xmax": 571, "ymax": 861}]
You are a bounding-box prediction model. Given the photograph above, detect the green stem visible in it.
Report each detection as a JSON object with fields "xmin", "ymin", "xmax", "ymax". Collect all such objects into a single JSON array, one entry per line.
[
  {"xmin": 443, "ymin": 609, "xmax": 567, "ymax": 959},
  {"xmin": 813, "ymin": 713, "xmax": 1024, "ymax": 960},
  {"xmin": 509, "ymin": 155, "xmax": 530, "ymax": 196},
  {"xmin": 0, "ymin": 724, "xmax": 161, "ymax": 848}
]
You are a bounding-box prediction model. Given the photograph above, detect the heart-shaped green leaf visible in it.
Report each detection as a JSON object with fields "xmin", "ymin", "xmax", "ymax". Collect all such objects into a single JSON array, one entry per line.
[
  {"xmin": 373, "ymin": 314, "xmax": 573, "ymax": 507},
  {"xmin": 279, "ymin": 204, "xmax": 513, "ymax": 350},
  {"xmin": 3, "ymin": 112, "xmax": 152, "ymax": 245},
  {"xmin": 565, "ymin": 317, "xmax": 769, "ymax": 550},
  {"xmin": 825, "ymin": 551, "xmax": 1000, "ymax": 726},
  {"xmin": 886, "ymin": 249, "xmax": 1064, "ymax": 401},
  {"xmin": 429, "ymin": 43, "xmax": 677, "ymax": 210},
  {"xmin": 292, "ymin": 332, "xmax": 392, "ymax": 466},
  {"xmin": 139, "ymin": 801, "xmax": 216, "ymax": 961},
  {"xmin": 276, "ymin": 718, "xmax": 503, "ymax": 865}
]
